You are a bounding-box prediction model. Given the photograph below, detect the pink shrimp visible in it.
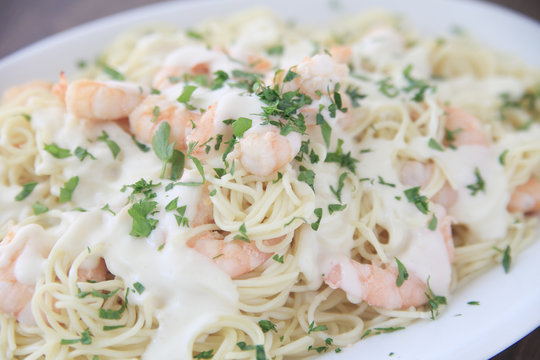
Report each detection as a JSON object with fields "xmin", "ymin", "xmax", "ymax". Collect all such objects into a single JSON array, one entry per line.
[
  {"xmin": 77, "ymin": 258, "xmax": 110, "ymax": 283},
  {"xmin": 324, "ymin": 260, "xmax": 428, "ymax": 309},
  {"xmin": 400, "ymin": 160, "xmax": 458, "ymax": 210},
  {"xmin": 324, "ymin": 212, "xmax": 453, "ymax": 310},
  {"xmin": 0, "ymin": 232, "xmax": 34, "ymax": 324},
  {"xmin": 0, "ymin": 229, "xmax": 111, "ymax": 324},
  {"xmin": 329, "ymin": 45, "xmax": 353, "ymax": 64},
  {"xmin": 54, "ymin": 74, "xmax": 145, "ymax": 121},
  {"xmin": 508, "ymin": 177, "xmax": 540, "ymax": 213},
  {"xmin": 237, "ymin": 129, "xmax": 301, "ymax": 177},
  {"xmin": 129, "ymin": 95, "xmax": 201, "ymax": 151},
  {"xmin": 1, "ymin": 80, "xmax": 53, "ymax": 105},
  {"xmin": 187, "ymin": 232, "xmax": 275, "ymax": 278},
  {"xmin": 443, "ymin": 107, "xmax": 489, "ymax": 147},
  {"xmin": 152, "ymin": 46, "xmax": 227, "ymax": 90},
  {"xmin": 278, "ymin": 53, "xmax": 349, "ymax": 98}
]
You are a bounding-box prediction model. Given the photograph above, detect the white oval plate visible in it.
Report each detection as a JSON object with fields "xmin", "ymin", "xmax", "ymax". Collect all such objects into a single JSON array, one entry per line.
[{"xmin": 1, "ymin": 1, "xmax": 539, "ymax": 359}]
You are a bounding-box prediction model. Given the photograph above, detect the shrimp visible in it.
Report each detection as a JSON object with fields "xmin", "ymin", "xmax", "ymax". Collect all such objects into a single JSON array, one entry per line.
[
  {"xmin": 54, "ymin": 74, "xmax": 145, "ymax": 121},
  {"xmin": 0, "ymin": 232, "xmax": 34, "ymax": 324},
  {"xmin": 0, "ymin": 228, "xmax": 110, "ymax": 324},
  {"xmin": 508, "ymin": 177, "xmax": 540, "ymax": 213},
  {"xmin": 237, "ymin": 129, "xmax": 301, "ymax": 177},
  {"xmin": 1, "ymin": 80, "xmax": 53, "ymax": 105},
  {"xmin": 324, "ymin": 259, "xmax": 428, "ymax": 309},
  {"xmin": 185, "ymin": 103, "xmax": 219, "ymax": 156},
  {"xmin": 78, "ymin": 258, "xmax": 110, "ymax": 283},
  {"xmin": 152, "ymin": 45, "xmax": 228, "ymax": 90},
  {"xmin": 129, "ymin": 95, "xmax": 201, "ymax": 151},
  {"xmin": 279, "ymin": 53, "xmax": 349, "ymax": 98},
  {"xmin": 187, "ymin": 231, "xmax": 274, "ymax": 278},
  {"xmin": 329, "ymin": 45, "xmax": 352, "ymax": 64},
  {"xmin": 443, "ymin": 106, "xmax": 488, "ymax": 147},
  {"xmin": 400, "ymin": 160, "xmax": 458, "ymax": 210},
  {"xmin": 323, "ymin": 212, "xmax": 454, "ymax": 310}
]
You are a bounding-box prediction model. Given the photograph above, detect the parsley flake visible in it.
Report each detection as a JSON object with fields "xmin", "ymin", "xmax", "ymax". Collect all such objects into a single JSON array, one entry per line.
[
  {"xmin": 15, "ymin": 182, "xmax": 38, "ymax": 201},
  {"xmin": 59, "ymin": 176, "xmax": 79, "ymax": 203}
]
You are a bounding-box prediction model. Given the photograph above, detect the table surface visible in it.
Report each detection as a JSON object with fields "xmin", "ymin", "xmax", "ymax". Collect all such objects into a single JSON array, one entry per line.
[{"xmin": 1, "ymin": 0, "xmax": 539, "ymax": 359}]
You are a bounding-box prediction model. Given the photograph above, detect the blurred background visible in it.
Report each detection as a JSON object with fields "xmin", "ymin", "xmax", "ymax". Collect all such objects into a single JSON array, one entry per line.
[{"xmin": 0, "ymin": 0, "xmax": 539, "ymax": 359}]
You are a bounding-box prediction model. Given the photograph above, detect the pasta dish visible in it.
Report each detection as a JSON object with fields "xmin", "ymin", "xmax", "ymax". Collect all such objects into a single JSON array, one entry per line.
[{"xmin": 1, "ymin": 8, "xmax": 539, "ymax": 360}]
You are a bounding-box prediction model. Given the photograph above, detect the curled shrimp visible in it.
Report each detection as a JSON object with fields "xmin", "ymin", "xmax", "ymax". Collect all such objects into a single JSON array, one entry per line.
[
  {"xmin": 187, "ymin": 231, "xmax": 275, "ymax": 278},
  {"xmin": 400, "ymin": 160, "xmax": 458, "ymax": 210},
  {"xmin": 0, "ymin": 232, "xmax": 34, "ymax": 324},
  {"xmin": 54, "ymin": 74, "xmax": 145, "ymax": 121},
  {"xmin": 508, "ymin": 177, "xmax": 540, "ymax": 213},
  {"xmin": 236, "ymin": 129, "xmax": 301, "ymax": 177},
  {"xmin": 0, "ymin": 226, "xmax": 110, "ymax": 324},
  {"xmin": 323, "ymin": 212, "xmax": 453, "ymax": 310},
  {"xmin": 279, "ymin": 53, "xmax": 349, "ymax": 98},
  {"xmin": 324, "ymin": 258, "xmax": 428, "ymax": 309},
  {"xmin": 443, "ymin": 107, "xmax": 488, "ymax": 147},
  {"xmin": 129, "ymin": 95, "xmax": 201, "ymax": 151},
  {"xmin": 152, "ymin": 45, "xmax": 228, "ymax": 90}
]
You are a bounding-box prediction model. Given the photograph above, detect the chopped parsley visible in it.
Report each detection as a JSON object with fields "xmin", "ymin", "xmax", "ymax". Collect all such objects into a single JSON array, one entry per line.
[
  {"xmin": 133, "ymin": 282, "xmax": 145, "ymax": 294},
  {"xmin": 444, "ymin": 128, "xmax": 463, "ymax": 149},
  {"xmin": 59, "ymin": 176, "xmax": 79, "ymax": 203},
  {"xmin": 428, "ymin": 213, "xmax": 438, "ymax": 231},
  {"xmin": 193, "ymin": 350, "xmax": 214, "ymax": 359},
  {"xmin": 494, "ymin": 245, "xmax": 512, "ymax": 273},
  {"xmin": 176, "ymin": 85, "xmax": 197, "ymax": 110},
  {"xmin": 101, "ymin": 203, "xmax": 116, "ymax": 215},
  {"xmin": 231, "ymin": 117, "xmax": 252, "ymax": 138},
  {"xmin": 131, "ymin": 135, "xmax": 151, "ymax": 152},
  {"xmin": 174, "ymin": 205, "xmax": 189, "ymax": 227},
  {"xmin": 258, "ymin": 320, "xmax": 277, "ymax": 333},
  {"xmin": 152, "ymin": 122, "xmax": 184, "ymax": 179},
  {"xmin": 74, "ymin": 146, "xmax": 96, "ymax": 161},
  {"xmin": 15, "ymin": 182, "xmax": 38, "ymax": 201},
  {"xmin": 128, "ymin": 199, "xmax": 158, "ymax": 237},
  {"xmin": 272, "ymin": 254, "xmax": 284, "ymax": 263},
  {"xmin": 466, "ymin": 167, "xmax": 485, "ymax": 196},
  {"xmin": 44, "ymin": 143, "xmax": 71, "ymax": 159},
  {"xmin": 328, "ymin": 203, "xmax": 346, "ymax": 214},
  {"xmin": 267, "ymin": 44, "xmax": 284, "ymax": 55},
  {"xmin": 395, "ymin": 257, "xmax": 408, "ymax": 287},
  {"xmin": 257, "ymin": 85, "xmax": 311, "ymax": 135},
  {"xmin": 298, "ymin": 166, "xmax": 315, "ymax": 190},
  {"xmin": 377, "ymin": 77, "xmax": 399, "ymax": 98},
  {"xmin": 308, "ymin": 321, "xmax": 328, "ymax": 334},
  {"xmin": 60, "ymin": 328, "xmax": 92, "ymax": 345},
  {"xmin": 377, "ymin": 176, "xmax": 396, "ymax": 188},
  {"xmin": 424, "ymin": 276, "xmax": 447, "ymax": 319},
  {"xmin": 32, "ymin": 201, "xmax": 49, "ymax": 215},
  {"xmin": 404, "ymin": 186, "xmax": 429, "ymax": 214},
  {"xmin": 402, "ymin": 64, "xmax": 432, "ymax": 102},
  {"xmin": 236, "ymin": 342, "xmax": 266, "ymax": 360},
  {"xmin": 233, "ymin": 223, "xmax": 249, "ymax": 242},
  {"xmin": 283, "ymin": 69, "xmax": 299, "ymax": 82},
  {"xmin": 316, "ymin": 112, "xmax": 332, "ymax": 148},
  {"xmin": 346, "ymin": 85, "xmax": 366, "ymax": 107},
  {"xmin": 330, "ymin": 172, "xmax": 347, "ymax": 202},
  {"xmin": 311, "ymin": 208, "xmax": 323, "ymax": 231},
  {"xmin": 467, "ymin": 301, "xmax": 480, "ymax": 305},
  {"xmin": 97, "ymin": 131, "xmax": 121, "ymax": 159},
  {"xmin": 498, "ymin": 149, "xmax": 508, "ymax": 165},
  {"xmin": 101, "ymin": 64, "xmax": 125, "ymax": 81},
  {"xmin": 428, "ymin": 138, "xmax": 444, "ymax": 151},
  {"xmin": 324, "ymin": 139, "xmax": 359, "ymax": 173}
]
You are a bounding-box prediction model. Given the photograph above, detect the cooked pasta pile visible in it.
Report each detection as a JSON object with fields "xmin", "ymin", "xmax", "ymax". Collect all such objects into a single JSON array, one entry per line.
[{"xmin": 1, "ymin": 8, "xmax": 539, "ymax": 360}]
